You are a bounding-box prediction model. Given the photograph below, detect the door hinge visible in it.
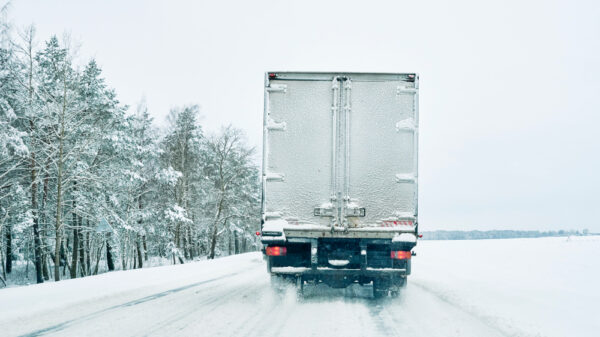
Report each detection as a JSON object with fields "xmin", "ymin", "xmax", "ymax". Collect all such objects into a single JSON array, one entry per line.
[
  {"xmin": 266, "ymin": 84, "xmax": 287, "ymax": 93},
  {"xmin": 314, "ymin": 206, "xmax": 335, "ymax": 217},
  {"xmin": 266, "ymin": 117, "xmax": 287, "ymax": 131},
  {"xmin": 397, "ymin": 85, "xmax": 417, "ymax": 95},
  {"xmin": 395, "ymin": 174, "xmax": 416, "ymax": 183},
  {"xmin": 345, "ymin": 207, "xmax": 366, "ymax": 217},
  {"xmin": 265, "ymin": 172, "xmax": 285, "ymax": 182},
  {"xmin": 395, "ymin": 118, "xmax": 416, "ymax": 131}
]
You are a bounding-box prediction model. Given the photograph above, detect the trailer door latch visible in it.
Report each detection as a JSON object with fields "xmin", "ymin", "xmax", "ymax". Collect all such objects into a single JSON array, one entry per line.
[
  {"xmin": 346, "ymin": 207, "xmax": 366, "ymax": 217},
  {"xmin": 314, "ymin": 206, "xmax": 334, "ymax": 217}
]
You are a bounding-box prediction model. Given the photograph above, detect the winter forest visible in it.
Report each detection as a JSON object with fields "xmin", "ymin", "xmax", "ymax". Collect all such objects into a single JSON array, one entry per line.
[{"xmin": 0, "ymin": 7, "xmax": 261, "ymax": 287}]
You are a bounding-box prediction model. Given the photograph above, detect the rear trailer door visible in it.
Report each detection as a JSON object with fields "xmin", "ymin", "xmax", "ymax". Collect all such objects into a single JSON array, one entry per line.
[
  {"xmin": 263, "ymin": 72, "xmax": 418, "ymax": 231},
  {"xmin": 263, "ymin": 75, "xmax": 333, "ymax": 227}
]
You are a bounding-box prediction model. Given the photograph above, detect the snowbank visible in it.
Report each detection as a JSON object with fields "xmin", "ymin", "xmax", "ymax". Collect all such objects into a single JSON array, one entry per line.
[
  {"xmin": 0, "ymin": 253, "xmax": 262, "ymax": 323},
  {"xmin": 411, "ymin": 236, "xmax": 600, "ymax": 337}
]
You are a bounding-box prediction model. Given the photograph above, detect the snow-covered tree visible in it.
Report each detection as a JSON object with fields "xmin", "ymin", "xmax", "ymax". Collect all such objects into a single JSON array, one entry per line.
[
  {"xmin": 0, "ymin": 18, "xmax": 31, "ymax": 281},
  {"xmin": 159, "ymin": 105, "xmax": 203, "ymax": 263},
  {"xmin": 0, "ymin": 8, "xmax": 262, "ymax": 287},
  {"xmin": 202, "ymin": 125, "xmax": 258, "ymax": 259}
]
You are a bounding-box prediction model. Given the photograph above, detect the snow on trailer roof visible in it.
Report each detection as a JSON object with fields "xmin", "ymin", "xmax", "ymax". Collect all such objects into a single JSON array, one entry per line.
[{"xmin": 265, "ymin": 71, "xmax": 418, "ymax": 82}]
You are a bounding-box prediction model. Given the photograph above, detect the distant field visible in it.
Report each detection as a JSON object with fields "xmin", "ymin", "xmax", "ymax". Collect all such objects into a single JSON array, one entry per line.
[{"xmin": 420, "ymin": 229, "xmax": 592, "ymax": 240}]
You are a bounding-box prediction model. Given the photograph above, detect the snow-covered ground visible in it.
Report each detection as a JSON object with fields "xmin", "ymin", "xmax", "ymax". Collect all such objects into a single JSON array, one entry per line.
[{"xmin": 1, "ymin": 236, "xmax": 598, "ymax": 337}]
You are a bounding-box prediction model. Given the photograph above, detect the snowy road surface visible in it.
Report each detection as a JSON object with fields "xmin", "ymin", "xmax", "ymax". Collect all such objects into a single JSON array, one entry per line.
[{"xmin": 1, "ymin": 236, "xmax": 599, "ymax": 337}]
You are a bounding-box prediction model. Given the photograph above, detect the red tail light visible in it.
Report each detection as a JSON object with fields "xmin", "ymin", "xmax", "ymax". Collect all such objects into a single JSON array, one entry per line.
[
  {"xmin": 255, "ymin": 231, "xmax": 261, "ymax": 236},
  {"xmin": 266, "ymin": 246, "xmax": 287, "ymax": 256},
  {"xmin": 391, "ymin": 251, "xmax": 411, "ymax": 260}
]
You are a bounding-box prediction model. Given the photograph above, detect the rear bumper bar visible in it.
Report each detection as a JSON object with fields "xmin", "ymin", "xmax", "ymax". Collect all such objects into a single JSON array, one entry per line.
[{"xmin": 270, "ymin": 266, "xmax": 407, "ymax": 277}]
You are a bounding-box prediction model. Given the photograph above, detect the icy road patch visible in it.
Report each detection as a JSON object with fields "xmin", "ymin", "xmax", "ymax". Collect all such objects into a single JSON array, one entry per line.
[{"xmin": 1, "ymin": 236, "xmax": 598, "ymax": 337}]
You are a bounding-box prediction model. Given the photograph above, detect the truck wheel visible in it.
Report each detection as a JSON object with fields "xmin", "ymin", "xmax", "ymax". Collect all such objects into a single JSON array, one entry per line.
[
  {"xmin": 270, "ymin": 275, "xmax": 288, "ymax": 292},
  {"xmin": 388, "ymin": 277, "xmax": 407, "ymax": 298},
  {"xmin": 373, "ymin": 280, "xmax": 388, "ymax": 298},
  {"xmin": 399, "ymin": 276, "xmax": 407, "ymax": 288},
  {"xmin": 296, "ymin": 276, "xmax": 304, "ymax": 299}
]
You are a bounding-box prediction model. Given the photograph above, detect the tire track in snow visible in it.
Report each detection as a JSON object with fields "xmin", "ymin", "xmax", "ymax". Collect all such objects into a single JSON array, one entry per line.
[
  {"xmin": 409, "ymin": 281, "xmax": 525, "ymax": 337},
  {"xmin": 231, "ymin": 290, "xmax": 283, "ymax": 337},
  {"xmin": 262, "ymin": 292, "xmax": 299, "ymax": 337},
  {"xmin": 143, "ymin": 271, "xmax": 267, "ymax": 336},
  {"xmin": 137, "ymin": 283, "xmax": 252, "ymax": 336},
  {"xmin": 367, "ymin": 299, "xmax": 402, "ymax": 336},
  {"xmin": 18, "ymin": 268, "xmax": 253, "ymax": 337}
]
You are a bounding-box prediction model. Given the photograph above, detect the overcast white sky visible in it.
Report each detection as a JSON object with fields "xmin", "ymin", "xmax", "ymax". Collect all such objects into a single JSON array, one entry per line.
[{"xmin": 8, "ymin": 0, "xmax": 600, "ymax": 231}]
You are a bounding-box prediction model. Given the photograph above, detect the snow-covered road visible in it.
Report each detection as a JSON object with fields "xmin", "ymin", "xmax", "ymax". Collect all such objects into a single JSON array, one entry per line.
[{"xmin": 1, "ymin": 236, "xmax": 598, "ymax": 337}]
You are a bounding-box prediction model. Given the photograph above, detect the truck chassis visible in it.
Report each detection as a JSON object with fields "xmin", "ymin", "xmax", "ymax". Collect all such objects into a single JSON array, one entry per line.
[{"xmin": 264, "ymin": 236, "xmax": 415, "ymax": 298}]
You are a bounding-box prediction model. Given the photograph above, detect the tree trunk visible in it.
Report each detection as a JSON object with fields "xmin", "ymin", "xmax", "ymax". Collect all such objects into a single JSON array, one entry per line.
[
  {"xmin": 136, "ymin": 197, "xmax": 146, "ymax": 266},
  {"xmin": 121, "ymin": 243, "xmax": 127, "ymax": 271},
  {"xmin": 42, "ymin": 253, "xmax": 49, "ymax": 280},
  {"xmin": 30, "ymin": 148, "xmax": 44, "ymax": 283},
  {"xmin": 27, "ymin": 37, "xmax": 43, "ymax": 283},
  {"xmin": 143, "ymin": 235, "xmax": 148, "ymax": 261},
  {"xmin": 187, "ymin": 227, "xmax": 194, "ymax": 259},
  {"xmin": 5, "ymin": 225, "xmax": 11, "ymax": 274},
  {"xmin": 183, "ymin": 228, "xmax": 189, "ymax": 259},
  {"xmin": 70, "ymin": 190, "xmax": 79, "ymax": 279},
  {"xmin": 177, "ymin": 138, "xmax": 187, "ymax": 256},
  {"xmin": 228, "ymin": 231, "xmax": 232, "ymax": 256},
  {"xmin": 70, "ymin": 226, "xmax": 79, "ymax": 279},
  {"xmin": 54, "ymin": 67, "xmax": 68, "ymax": 282},
  {"xmin": 54, "ymin": 147, "xmax": 64, "ymax": 281},
  {"xmin": 41, "ymin": 161, "xmax": 51, "ymax": 281},
  {"xmin": 0, "ymin": 246, "xmax": 6, "ymax": 280},
  {"xmin": 136, "ymin": 237, "xmax": 143, "ymax": 269},
  {"xmin": 208, "ymin": 192, "xmax": 226, "ymax": 260},
  {"xmin": 85, "ymin": 230, "xmax": 90, "ymax": 275},
  {"xmin": 25, "ymin": 241, "xmax": 31, "ymax": 275},
  {"xmin": 78, "ymin": 229, "xmax": 86, "ymax": 276},
  {"xmin": 60, "ymin": 239, "xmax": 68, "ymax": 277},
  {"xmin": 106, "ymin": 239, "xmax": 115, "ymax": 271},
  {"xmin": 234, "ymin": 230, "xmax": 239, "ymax": 255},
  {"xmin": 208, "ymin": 224, "xmax": 218, "ymax": 260},
  {"xmin": 94, "ymin": 241, "xmax": 103, "ymax": 275},
  {"xmin": 174, "ymin": 223, "xmax": 181, "ymax": 256}
]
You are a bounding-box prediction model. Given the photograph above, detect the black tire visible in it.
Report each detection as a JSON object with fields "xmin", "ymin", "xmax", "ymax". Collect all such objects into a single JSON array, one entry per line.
[
  {"xmin": 387, "ymin": 277, "xmax": 407, "ymax": 298},
  {"xmin": 271, "ymin": 274, "xmax": 304, "ymax": 296},
  {"xmin": 270, "ymin": 274, "xmax": 288, "ymax": 292},
  {"xmin": 296, "ymin": 276, "xmax": 304, "ymax": 299},
  {"xmin": 373, "ymin": 280, "xmax": 388, "ymax": 298},
  {"xmin": 398, "ymin": 276, "xmax": 407, "ymax": 288}
]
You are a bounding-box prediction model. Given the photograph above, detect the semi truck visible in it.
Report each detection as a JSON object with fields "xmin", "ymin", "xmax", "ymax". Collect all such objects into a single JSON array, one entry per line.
[{"xmin": 260, "ymin": 72, "xmax": 419, "ymax": 298}]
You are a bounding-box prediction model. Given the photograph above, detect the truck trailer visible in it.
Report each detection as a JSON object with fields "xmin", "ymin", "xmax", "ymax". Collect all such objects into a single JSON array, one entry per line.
[{"xmin": 260, "ymin": 72, "xmax": 419, "ymax": 298}]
